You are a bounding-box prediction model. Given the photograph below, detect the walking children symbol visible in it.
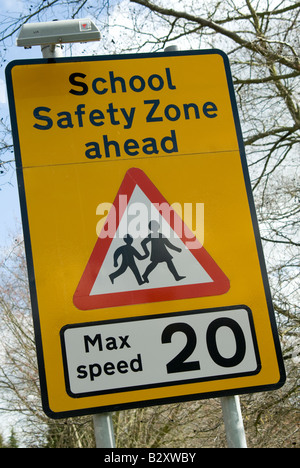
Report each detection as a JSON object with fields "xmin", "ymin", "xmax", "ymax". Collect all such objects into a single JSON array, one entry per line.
[
  {"xmin": 109, "ymin": 234, "xmax": 146, "ymax": 286},
  {"xmin": 109, "ymin": 221, "xmax": 186, "ymax": 286}
]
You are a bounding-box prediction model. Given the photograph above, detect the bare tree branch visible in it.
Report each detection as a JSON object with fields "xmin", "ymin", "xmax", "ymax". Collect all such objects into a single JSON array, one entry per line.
[{"xmin": 130, "ymin": 0, "xmax": 300, "ymax": 71}]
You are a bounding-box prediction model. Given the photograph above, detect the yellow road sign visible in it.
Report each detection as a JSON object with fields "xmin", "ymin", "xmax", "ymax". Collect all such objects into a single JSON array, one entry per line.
[{"xmin": 6, "ymin": 50, "xmax": 285, "ymax": 418}]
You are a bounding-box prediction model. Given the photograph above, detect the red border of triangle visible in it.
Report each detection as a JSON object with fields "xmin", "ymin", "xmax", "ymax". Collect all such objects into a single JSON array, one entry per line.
[{"xmin": 73, "ymin": 167, "xmax": 230, "ymax": 310}]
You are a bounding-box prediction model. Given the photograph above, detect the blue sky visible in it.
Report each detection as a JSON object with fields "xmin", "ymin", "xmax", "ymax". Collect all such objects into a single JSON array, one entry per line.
[
  {"xmin": 0, "ymin": 1, "xmax": 106, "ymax": 250},
  {"xmin": 0, "ymin": 45, "xmax": 37, "ymax": 250},
  {"xmin": 0, "ymin": 1, "xmax": 44, "ymax": 248},
  {"xmin": 0, "ymin": 2, "xmax": 107, "ymax": 442},
  {"xmin": 0, "ymin": 2, "xmax": 28, "ymax": 247}
]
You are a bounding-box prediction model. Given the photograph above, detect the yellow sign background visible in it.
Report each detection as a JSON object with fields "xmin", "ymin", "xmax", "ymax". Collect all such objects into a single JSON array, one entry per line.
[{"xmin": 7, "ymin": 51, "xmax": 285, "ymax": 417}]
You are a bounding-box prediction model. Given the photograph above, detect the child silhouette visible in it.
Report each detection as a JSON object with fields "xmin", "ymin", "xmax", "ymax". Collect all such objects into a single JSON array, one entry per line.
[
  {"xmin": 109, "ymin": 234, "xmax": 147, "ymax": 286},
  {"xmin": 141, "ymin": 220, "xmax": 185, "ymax": 283}
]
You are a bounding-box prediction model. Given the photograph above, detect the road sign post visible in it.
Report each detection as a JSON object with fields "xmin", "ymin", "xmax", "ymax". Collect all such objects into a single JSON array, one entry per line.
[
  {"xmin": 221, "ymin": 395, "xmax": 247, "ymax": 448},
  {"xmin": 6, "ymin": 49, "xmax": 285, "ymax": 426},
  {"xmin": 41, "ymin": 34, "xmax": 118, "ymax": 449},
  {"xmin": 93, "ymin": 412, "xmax": 115, "ymax": 448}
]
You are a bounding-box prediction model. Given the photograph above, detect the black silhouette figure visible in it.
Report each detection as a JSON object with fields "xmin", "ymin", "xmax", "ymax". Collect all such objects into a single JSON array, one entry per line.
[
  {"xmin": 109, "ymin": 234, "xmax": 146, "ymax": 285},
  {"xmin": 141, "ymin": 220, "xmax": 186, "ymax": 283}
]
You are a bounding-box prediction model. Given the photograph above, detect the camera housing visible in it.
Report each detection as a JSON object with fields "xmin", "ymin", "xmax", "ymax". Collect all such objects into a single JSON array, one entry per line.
[{"xmin": 16, "ymin": 19, "xmax": 100, "ymax": 47}]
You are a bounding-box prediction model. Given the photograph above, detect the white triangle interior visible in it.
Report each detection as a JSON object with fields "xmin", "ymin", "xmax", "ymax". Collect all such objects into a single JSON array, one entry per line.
[{"xmin": 90, "ymin": 185, "xmax": 213, "ymax": 296}]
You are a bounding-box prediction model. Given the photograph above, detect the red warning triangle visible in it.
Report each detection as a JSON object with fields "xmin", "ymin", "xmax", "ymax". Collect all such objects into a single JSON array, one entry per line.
[{"xmin": 73, "ymin": 168, "xmax": 230, "ymax": 310}]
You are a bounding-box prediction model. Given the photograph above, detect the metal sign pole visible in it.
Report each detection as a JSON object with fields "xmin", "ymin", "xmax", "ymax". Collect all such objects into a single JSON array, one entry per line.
[
  {"xmin": 41, "ymin": 38, "xmax": 116, "ymax": 450},
  {"xmin": 166, "ymin": 41, "xmax": 248, "ymax": 450},
  {"xmin": 41, "ymin": 43, "xmax": 63, "ymax": 58},
  {"xmin": 39, "ymin": 33, "xmax": 116, "ymax": 449},
  {"xmin": 93, "ymin": 413, "xmax": 116, "ymax": 448},
  {"xmin": 221, "ymin": 395, "xmax": 247, "ymax": 448}
]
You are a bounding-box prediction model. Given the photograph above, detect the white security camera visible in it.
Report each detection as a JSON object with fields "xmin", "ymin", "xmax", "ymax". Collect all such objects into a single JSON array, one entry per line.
[{"xmin": 16, "ymin": 18, "xmax": 100, "ymax": 48}]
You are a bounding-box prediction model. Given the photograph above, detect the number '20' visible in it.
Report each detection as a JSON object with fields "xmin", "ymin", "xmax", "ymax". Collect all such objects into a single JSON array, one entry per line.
[{"xmin": 161, "ymin": 318, "xmax": 246, "ymax": 374}]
